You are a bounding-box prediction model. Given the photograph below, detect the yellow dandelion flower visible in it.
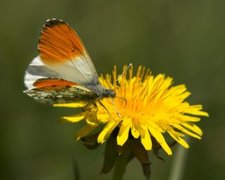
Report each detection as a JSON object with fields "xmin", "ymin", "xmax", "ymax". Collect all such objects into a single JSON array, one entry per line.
[{"xmin": 58, "ymin": 65, "xmax": 208, "ymax": 155}]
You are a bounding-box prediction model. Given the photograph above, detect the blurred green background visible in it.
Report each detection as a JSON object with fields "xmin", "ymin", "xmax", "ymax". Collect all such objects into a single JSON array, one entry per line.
[{"xmin": 0, "ymin": 0, "xmax": 224, "ymax": 179}]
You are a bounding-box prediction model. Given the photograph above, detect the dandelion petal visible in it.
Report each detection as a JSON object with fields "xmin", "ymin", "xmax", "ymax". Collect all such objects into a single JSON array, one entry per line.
[
  {"xmin": 149, "ymin": 127, "xmax": 172, "ymax": 155},
  {"xmin": 140, "ymin": 129, "xmax": 152, "ymax": 151},
  {"xmin": 62, "ymin": 113, "xmax": 84, "ymax": 123},
  {"xmin": 98, "ymin": 121, "xmax": 118, "ymax": 144},
  {"xmin": 117, "ymin": 123, "xmax": 130, "ymax": 146}
]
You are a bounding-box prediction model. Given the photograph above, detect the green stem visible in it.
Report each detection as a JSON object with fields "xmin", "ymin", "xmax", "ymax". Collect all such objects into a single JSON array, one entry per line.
[
  {"xmin": 113, "ymin": 151, "xmax": 132, "ymax": 180},
  {"xmin": 168, "ymin": 136, "xmax": 190, "ymax": 180}
]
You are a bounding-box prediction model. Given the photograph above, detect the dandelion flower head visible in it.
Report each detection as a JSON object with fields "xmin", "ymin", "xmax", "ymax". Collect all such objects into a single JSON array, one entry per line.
[{"xmin": 59, "ymin": 65, "xmax": 209, "ymax": 155}]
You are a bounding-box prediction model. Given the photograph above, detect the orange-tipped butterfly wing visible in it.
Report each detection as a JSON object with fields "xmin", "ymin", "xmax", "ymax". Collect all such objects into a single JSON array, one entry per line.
[{"xmin": 24, "ymin": 18, "xmax": 115, "ymax": 105}]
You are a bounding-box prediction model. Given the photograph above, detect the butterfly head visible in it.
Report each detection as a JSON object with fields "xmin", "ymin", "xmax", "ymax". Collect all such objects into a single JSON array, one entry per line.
[{"xmin": 102, "ymin": 88, "xmax": 116, "ymax": 98}]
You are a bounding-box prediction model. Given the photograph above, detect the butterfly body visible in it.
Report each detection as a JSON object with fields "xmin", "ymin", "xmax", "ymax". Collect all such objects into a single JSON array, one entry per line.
[{"xmin": 24, "ymin": 19, "xmax": 115, "ymax": 105}]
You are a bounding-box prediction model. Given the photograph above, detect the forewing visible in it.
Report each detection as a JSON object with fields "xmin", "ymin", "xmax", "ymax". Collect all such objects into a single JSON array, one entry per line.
[{"xmin": 38, "ymin": 18, "xmax": 99, "ymax": 85}]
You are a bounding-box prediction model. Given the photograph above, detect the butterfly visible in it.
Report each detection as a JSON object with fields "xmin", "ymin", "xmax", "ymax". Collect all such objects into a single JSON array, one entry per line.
[{"xmin": 24, "ymin": 18, "xmax": 116, "ymax": 106}]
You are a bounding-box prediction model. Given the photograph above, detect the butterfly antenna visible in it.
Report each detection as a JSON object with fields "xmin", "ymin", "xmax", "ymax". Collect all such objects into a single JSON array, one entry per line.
[
  {"xmin": 113, "ymin": 64, "xmax": 131, "ymax": 107},
  {"xmin": 115, "ymin": 63, "xmax": 133, "ymax": 84},
  {"xmin": 123, "ymin": 63, "xmax": 132, "ymax": 77},
  {"xmin": 126, "ymin": 63, "xmax": 132, "ymax": 71}
]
